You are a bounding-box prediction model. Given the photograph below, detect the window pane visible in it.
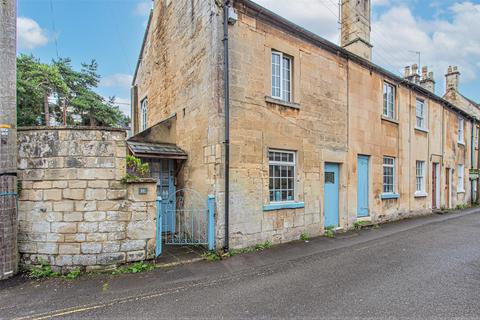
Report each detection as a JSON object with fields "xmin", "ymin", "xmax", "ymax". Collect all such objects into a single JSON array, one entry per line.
[
  {"xmin": 282, "ymin": 57, "xmax": 291, "ymax": 102},
  {"xmin": 272, "ymin": 53, "xmax": 281, "ymax": 98},
  {"xmin": 268, "ymin": 150, "xmax": 296, "ymax": 202}
]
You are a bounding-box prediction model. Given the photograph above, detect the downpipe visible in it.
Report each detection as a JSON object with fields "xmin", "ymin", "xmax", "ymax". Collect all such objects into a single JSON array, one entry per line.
[{"xmin": 223, "ymin": 0, "xmax": 231, "ymax": 253}]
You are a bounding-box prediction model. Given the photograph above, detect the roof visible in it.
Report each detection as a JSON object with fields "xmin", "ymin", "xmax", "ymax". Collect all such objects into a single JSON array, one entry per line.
[
  {"xmin": 237, "ymin": 0, "xmax": 477, "ymax": 120},
  {"xmin": 127, "ymin": 141, "xmax": 188, "ymax": 159}
]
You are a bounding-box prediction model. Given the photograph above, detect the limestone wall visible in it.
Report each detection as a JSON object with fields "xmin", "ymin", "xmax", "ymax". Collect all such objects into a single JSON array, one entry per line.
[{"xmin": 17, "ymin": 127, "xmax": 157, "ymax": 272}]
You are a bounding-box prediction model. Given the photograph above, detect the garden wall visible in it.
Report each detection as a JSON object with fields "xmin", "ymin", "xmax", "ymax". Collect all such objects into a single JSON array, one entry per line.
[{"xmin": 17, "ymin": 127, "xmax": 157, "ymax": 272}]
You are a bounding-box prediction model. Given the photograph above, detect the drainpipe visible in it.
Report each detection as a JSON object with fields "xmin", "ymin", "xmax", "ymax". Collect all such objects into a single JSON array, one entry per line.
[
  {"xmin": 223, "ymin": 0, "xmax": 231, "ymax": 252},
  {"xmin": 471, "ymin": 118, "xmax": 476, "ymax": 205}
]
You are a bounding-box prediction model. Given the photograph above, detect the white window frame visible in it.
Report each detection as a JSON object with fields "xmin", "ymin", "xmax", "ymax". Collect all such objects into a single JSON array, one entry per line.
[
  {"xmin": 140, "ymin": 97, "xmax": 148, "ymax": 132},
  {"xmin": 457, "ymin": 164, "xmax": 465, "ymax": 193},
  {"xmin": 382, "ymin": 156, "xmax": 396, "ymax": 194},
  {"xmin": 415, "ymin": 99, "xmax": 427, "ymax": 130},
  {"xmin": 458, "ymin": 117, "xmax": 464, "ymax": 144},
  {"xmin": 271, "ymin": 51, "xmax": 292, "ymax": 102},
  {"xmin": 383, "ymin": 82, "xmax": 396, "ymax": 120},
  {"xmin": 268, "ymin": 149, "xmax": 296, "ymax": 203},
  {"xmin": 415, "ymin": 161, "xmax": 427, "ymax": 196}
]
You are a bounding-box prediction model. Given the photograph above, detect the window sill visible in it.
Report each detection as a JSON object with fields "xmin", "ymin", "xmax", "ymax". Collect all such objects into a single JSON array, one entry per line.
[
  {"xmin": 457, "ymin": 190, "xmax": 465, "ymax": 194},
  {"xmin": 458, "ymin": 141, "xmax": 465, "ymax": 146},
  {"xmin": 381, "ymin": 193, "xmax": 400, "ymax": 200},
  {"xmin": 265, "ymin": 96, "xmax": 301, "ymax": 110},
  {"xmin": 415, "ymin": 127, "xmax": 429, "ymax": 133},
  {"xmin": 263, "ymin": 202, "xmax": 305, "ymax": 211},
  {"xmin": 381, "ymin": 115, "xmax": 399, "ymax": 125},
  {"xmin": 414, "ymin": 191, "xmax": 428, "ymax": 198}
]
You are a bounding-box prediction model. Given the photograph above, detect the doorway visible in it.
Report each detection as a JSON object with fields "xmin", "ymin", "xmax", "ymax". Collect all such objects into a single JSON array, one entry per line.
[
  {"xmin": 324, "ymin": 163, "xmax": 340, "ymax": 228},
  {"xmin": 445, "ymin": 168, "xmax": 451, "ymax": 208},
  {"xmin": 432, "ymin": 163, "xmax": 440, "ymax": 209},
  {"xmin": 357, "ymin": 155, "xmax": 370, "ymax": 217}
]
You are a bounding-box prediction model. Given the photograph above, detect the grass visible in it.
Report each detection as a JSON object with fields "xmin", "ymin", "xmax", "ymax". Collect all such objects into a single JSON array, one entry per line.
[
  {"xmin": 300, "ymin": 232, "xmax": 310, "ymax": 241},
  {"xmin": 203, "ymin": 241, "xmax": 274, "ymax": 262},
  {"xmin": 324, "ymin": 226, "xmax": 335, "ymax": 238},
  {"xmin": 64, "ymin": 268, "xmax": 81, "ymax": 280},
  {"xmin": 353, "ymin": 220, "xmax": 370, "ymax": 230},
  {"xmin": 111, "ymin": 262, "xmax": 156, "ymax": 275},
  {"xmin": 28, "ymin": 263, "xmax": 59, "ymax": 279}
]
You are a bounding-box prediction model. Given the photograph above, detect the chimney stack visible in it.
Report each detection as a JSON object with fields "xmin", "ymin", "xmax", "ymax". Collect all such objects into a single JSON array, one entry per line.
[
  {"xmin": 445, "ymin": 66, "xmax": 460, "ymax": 92},
  {"xmin": 404, "ymin": 64, "xmax": 420, "ymax": 84},
  {"xmin": 340, "ymin": 0, "xmax": 373, "ymax": 61},
  {"xmin": 420, "ymin": 66, "xmax": 435, "ymax": 93}
]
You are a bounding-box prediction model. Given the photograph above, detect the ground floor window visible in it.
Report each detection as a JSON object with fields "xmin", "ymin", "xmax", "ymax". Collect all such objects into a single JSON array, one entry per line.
[
  {"xmin": 269, "ymin": 149, "xmax": 295, "ymax": 202},
  {"xmin": 416, "ymin": 161, "xmax": 425, "ymax": 193},
  {"xmin": 457, "ymin": 164, "xmax": 465, "ymax": 192},
  {"xmin": 383, "ymin": 156, "xmax": 395, "ymax": 194}
]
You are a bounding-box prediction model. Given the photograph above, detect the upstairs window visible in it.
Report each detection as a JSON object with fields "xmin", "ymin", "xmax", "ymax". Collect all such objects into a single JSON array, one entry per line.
[
  {"xmin": 140, "ymin": 97, "xmax": 148, "ymax": 131},
  {"xmin": 416, "ymin": 99, "xmax": 427, "ymax": 130},
  {"xmin": 383, "ymin": 156, "xmax": 395, "ymax": 194},
  {"xmin": 269, "ymin": 150, "xmax": 295, "ymax": 202},
  {"xmin": 271, "ymin": 51, "xmax": 292, "ymax": 102},
  {"xmin": 383, "ymin": 82, "xmax": 395, "ymax": 119},
  {"xmin": 458, "ymin": 117, "xmax": 464, "ymax": 144}
]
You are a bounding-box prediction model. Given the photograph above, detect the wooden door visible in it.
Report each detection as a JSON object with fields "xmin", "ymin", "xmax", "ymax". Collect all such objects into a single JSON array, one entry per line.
[{"xmin": 445, "ymin": 168, "xmax": 450, "ymax": 208}]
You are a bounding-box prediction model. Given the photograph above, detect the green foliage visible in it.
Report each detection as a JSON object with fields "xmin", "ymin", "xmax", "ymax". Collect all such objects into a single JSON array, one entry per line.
[
  {"xmin": 121, "ymin": 155, "xmax": 150, "ymax": 183},
  {"xmin": 64, "ymin": 268, "xmax": 81, "ymax": 280},
  {"xmin": 324, "ymin": 226, "xmax": 335, "ymax": 238},
  {"xmin": 455, "ymin": 204, "xmax": 469, "ymax": 210},
  {"xmin": 29, "ymin": 263, "xmax": 59, "ymax": 279},
  {"xmin": 202, "ymin": 251, "xmax": 221, "ymax": 262},
  {"xmin": 227, "ymin": 241, "xmax": 274, "ymax": 257},
  {"xmin": 300, "ymin": 232, "xmax": 310, "ymax": 241},
  {"xmin": 17, "ymin": 54, "xmax": 129, "ymax": 128},
  {"xmin": 111, "ymin": 262, "xmax": 156, "ymax": 275},
  {"xmin": 353, "ymin": 220, "xmax": 370, "ymax": 231}
]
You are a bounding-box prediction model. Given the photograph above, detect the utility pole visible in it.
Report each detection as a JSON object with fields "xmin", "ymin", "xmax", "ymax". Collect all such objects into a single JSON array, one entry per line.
[{"xmin": 0, "ymin": 0, "xmax": 18, "ymax": 280}]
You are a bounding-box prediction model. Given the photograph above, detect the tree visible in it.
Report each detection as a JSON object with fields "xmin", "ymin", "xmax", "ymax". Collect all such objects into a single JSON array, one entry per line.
[{"xmin": 17, "ymin": 55, "xmax": 130, "ymax": 128}]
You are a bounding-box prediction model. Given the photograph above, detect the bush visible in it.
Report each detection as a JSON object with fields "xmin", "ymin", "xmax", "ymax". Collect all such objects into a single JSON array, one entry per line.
[{"xmin": 121, "ymin": 155, "xmax": 150, "ymax": 183}]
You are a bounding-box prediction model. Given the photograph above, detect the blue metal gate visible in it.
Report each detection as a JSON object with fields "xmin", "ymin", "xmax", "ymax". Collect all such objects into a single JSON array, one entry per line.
[{"xmin": 156, "ymin": 188, "xmax": 215, "ymax": 257}]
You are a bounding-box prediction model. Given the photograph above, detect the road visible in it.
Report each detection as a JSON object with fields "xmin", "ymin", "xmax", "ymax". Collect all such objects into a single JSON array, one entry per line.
[{"xmin": 1, "ymin": 209, "xmax": 480, "ymax": 319}]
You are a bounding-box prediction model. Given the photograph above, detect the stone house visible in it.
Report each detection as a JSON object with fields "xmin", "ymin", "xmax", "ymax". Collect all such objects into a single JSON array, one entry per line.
[{"xmin": 131, "ymin": 0, "xmax": 480, "ymax": 250}]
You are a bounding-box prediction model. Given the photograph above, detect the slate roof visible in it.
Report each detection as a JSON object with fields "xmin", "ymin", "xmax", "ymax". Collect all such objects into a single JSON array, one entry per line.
[{"xmin": 127, "ymin": 141, "xmax": 188, "ymax": 159}]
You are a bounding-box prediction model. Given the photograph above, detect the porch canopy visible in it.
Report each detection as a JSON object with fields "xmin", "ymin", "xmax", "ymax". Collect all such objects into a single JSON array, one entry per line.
[{"xmin": 127, "ymin": 113, "xmax": 187, "ymax": 160}]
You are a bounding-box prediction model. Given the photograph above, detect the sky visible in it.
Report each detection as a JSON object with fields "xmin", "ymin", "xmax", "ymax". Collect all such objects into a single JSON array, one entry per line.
[{"xmin": 18, "ymin": 0, "xmax": 480, "ymax": 118}]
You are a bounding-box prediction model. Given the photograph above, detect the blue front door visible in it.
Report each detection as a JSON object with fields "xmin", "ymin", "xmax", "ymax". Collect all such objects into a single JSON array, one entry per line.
[
  {"xmin": 324, "ymin": 163, "xmax": 339, "ymax": 228},
  {"xmin": 357, "ymin": 155, "xmax": 370, "ymax": 217}
]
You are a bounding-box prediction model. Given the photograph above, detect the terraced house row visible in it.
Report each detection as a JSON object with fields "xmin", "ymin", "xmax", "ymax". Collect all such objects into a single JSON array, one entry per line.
[{"xmin": 130, "ymin": 0, "xmax": 480, "ymax": 249}]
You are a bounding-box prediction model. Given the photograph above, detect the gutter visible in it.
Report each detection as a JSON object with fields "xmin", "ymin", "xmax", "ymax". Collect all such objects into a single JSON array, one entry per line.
[{"xmin": 223, "ymin": 0, "xmax": 231, "ymax": 252}]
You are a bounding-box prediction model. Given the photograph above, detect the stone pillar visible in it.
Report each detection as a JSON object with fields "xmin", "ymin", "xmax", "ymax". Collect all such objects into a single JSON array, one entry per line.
[
  {"xmin": 340, "ymin": 0, "xmax": 373, "ymax": 60},
  {"xmin": 446, "ymin": 66, "xmax": 460, "ymax": 92},
  {"xmin": 420, "ymin": 66, "xmax": 435, "ymax": 93},
  {"xmin": 0, "ymin": 0, "xmax": 18, "ymax": 280}
]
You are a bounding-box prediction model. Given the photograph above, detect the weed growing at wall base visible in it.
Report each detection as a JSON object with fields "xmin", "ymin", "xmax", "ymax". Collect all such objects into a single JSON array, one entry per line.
[{"xmin": 28, "ymin": 263, "xmax": 59, "ymax": 279}]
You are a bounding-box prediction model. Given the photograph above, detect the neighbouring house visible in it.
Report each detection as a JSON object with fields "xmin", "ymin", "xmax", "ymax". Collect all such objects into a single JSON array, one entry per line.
[{"xmin": 131, "ymin": 0, "xmax": 480, "ymax": 251}]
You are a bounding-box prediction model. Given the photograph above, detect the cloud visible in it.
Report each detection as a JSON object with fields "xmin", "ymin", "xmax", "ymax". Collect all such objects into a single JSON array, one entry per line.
[
  {"xmin": 254, "ymin": 0, "xmax": 340, "ymax": 43},
  {"xmin": 371, "ymin": 2, "xmax": 480, "ymax": 93},
  {"xmin": 252, "ymin": 1, "xmax": 480, "ymax": 96},
  {"xmin": 112, "ymin": 97, "xmax": 131, "ymax": 117},
  {"xmin": 17, "ymin": 17, "xmax": 49, "ymax": 50},
  {"xmin": 134, "ymin": 1, "xmax": 152, "ymax": 16},
  {"xmin": 100, "ymin": 74, "xmax": 133, "ymax": 88}
]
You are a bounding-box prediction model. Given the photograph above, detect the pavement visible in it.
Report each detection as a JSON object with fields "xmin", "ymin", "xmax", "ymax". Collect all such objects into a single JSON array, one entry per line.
[{"xmin": 1, "ymin": 208, "xmax": 480, "ymax": 319}]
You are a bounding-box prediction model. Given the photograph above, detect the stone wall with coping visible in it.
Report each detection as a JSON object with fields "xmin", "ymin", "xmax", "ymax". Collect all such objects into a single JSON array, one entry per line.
[{"xmin": 17, "ymin": 127, "xmax": 157, "ymax": 272}]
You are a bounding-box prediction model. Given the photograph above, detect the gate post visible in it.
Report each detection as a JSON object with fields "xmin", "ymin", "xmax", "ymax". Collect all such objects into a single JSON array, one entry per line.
[
  {"xmin": 207, "ymin": 195, "xmax": 215, "ymax": 251},
  {"xmin": 156, "ymin": 196, "xmax": 162, "ymax": 257}
]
